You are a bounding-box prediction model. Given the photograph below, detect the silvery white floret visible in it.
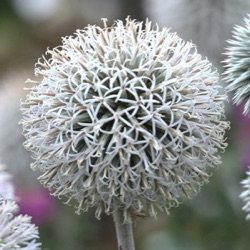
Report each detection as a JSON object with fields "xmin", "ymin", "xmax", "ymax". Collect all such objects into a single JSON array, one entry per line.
[
  {"xmin": 0, "ymin": 164, "xmax": 16, "ymax": 200},
  {"xmin": 21, "ymin": 17, "xmax": 229, "ymax": 222},
  {"xmin": 224, "ymin": 15, "xmax": 250, "ymax": 114},
  {"xmin": 0, "ymin": 196, "xmax": 41, "ymax": 249}
]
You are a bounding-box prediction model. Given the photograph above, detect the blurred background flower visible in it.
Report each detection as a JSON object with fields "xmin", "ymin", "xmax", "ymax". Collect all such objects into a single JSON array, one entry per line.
[
  {"xmin": 232, "ymin": 105, "xmax": 250, "ymax": 171},
  {"xmin": 11, "ymin": 0, "xmax": 60, "ymax": 23},
  {"xmin": 1, "ymin": 0, "xmax": 250, "ymax": 249},
  {"xmin": 0, "ymin": 163, "xmax": 16, "ymax": 200},
  {"xmin": 0, "ymin": 164, "xmax": 42, "ymax": 249},
  {"xmin": 17, "ymin": 187, "xmax": 56, "ymax": 226},
  {"xmin": 0, "ymin": 196, "xmax": 41, "ymax": 250}
]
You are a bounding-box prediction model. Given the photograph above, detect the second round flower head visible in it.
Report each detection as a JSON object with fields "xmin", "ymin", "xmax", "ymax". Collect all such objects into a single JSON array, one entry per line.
[
  {"xmin": 224, "ymin": 15, "xmax": 250, "ymax": 115},
  {"xmin": 21, "ymin": 17, "xmax": 229, "ymax": 222}
]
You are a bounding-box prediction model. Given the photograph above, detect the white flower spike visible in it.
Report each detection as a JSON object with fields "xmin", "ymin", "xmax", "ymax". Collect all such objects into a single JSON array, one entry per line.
[
  {"xmin": 0, "ymin": 196, "xmax": 41, "ymax": 250},
  {"xmin": 21, "ymin": 17, "xmax": 229, "ymax": 222}
]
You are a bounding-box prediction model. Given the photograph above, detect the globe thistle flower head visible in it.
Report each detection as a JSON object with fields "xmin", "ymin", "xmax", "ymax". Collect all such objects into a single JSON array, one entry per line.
[
  {"xmin": 223, "ymin": 14, "xmax": 250, "ymax": 114},
  {"xmin": 0, "ymin": 196, "xmax": 41, "ymax": 249},
  {"xmin": 21, "ymin": 17, "xmax": 229, "ymax": 222},
  {"xmin": 240, "ymin": 169, "xmax": 250, "ymax": 220}
]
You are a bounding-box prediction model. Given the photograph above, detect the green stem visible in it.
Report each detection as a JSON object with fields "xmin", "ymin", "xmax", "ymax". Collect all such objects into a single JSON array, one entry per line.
[{"xmin": 113, "ymin": 209, "xmax": 135, "ymax": 250}]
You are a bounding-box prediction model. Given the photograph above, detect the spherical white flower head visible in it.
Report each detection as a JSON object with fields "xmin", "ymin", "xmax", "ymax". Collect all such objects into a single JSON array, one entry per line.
[
  {"xmin": 21, "ymin": 18, "xmax": 229, "ymax": 222},
  {"xmin": 0, "ymin": 164, "xmax": 16, "ymax": 200},
  {"xmin": 0, "ymin": 196, "xmax": 41, "ymax": 249},
  {"xmin": 240, "ymin": 170, "xmax": 250, "ymax": 220},
  {"xmin": 224, "ymin": 15, "xmax": 250, "ymax": 114}
]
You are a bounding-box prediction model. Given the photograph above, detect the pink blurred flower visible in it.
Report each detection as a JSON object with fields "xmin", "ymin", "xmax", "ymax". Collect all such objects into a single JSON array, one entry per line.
[
  {"xmin": 233, "ymin": 104, "xmax": 250, "ymax": 170},
  {"xmin": 233, "ymin": 104, "xmax": 250, "ymax": 129},
  {"xmin": 17, "ymin": 188, "xmax": 57, "ymax": 225}
]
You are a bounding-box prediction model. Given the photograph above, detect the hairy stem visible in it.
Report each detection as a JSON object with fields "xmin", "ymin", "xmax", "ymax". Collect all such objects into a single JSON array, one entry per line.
[{"xmin": 113, "ymin": 209, "xmax": 135, "ymax": 250}]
